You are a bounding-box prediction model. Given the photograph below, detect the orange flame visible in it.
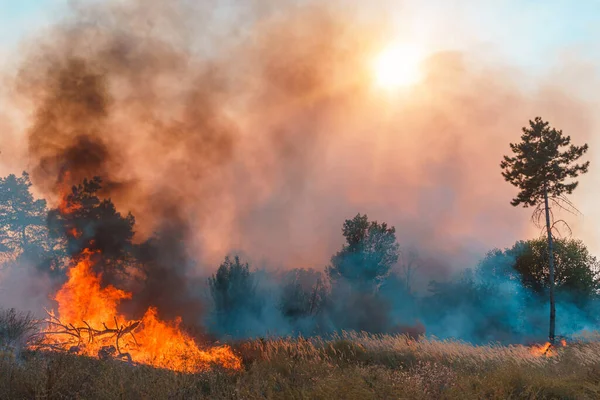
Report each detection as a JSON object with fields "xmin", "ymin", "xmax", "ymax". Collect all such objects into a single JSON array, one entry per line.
[
  {"xmin": 57, "ymin": 177, "xmax": 81, "ymax": 216},
  {"xmin": 38, "ymin": 188, "xmax": 241, "ymax": 372},
  {"xmin": 54, "ymin": 249, "xmax": 131, "ymax": 324},
  {"xmin": 39, "ymin": 249, "xmax": 241, "ymax": 372},
  {"xmin": 134, "ymin": 307, "xmax": 242, "ymax": 371},
  {"xmin": 529, "ymin": 342, "xmax": 555, "ymax": 357},
  {"xmin": 58, "ymin": 197, "xmax": 82, "ymax": 215},
  {"xmin": 67, "ymin": 227, "xmax": 82, "ymax": 238},
  {"xmin": 528, "ymin": 339, "xmax": 567, "ymax": 358}
]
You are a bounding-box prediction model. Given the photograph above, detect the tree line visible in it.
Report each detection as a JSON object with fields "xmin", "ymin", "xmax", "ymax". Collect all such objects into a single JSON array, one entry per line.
[{"xmin": 0, "ymin": 117, "xmax": 594, "ymax": 343}]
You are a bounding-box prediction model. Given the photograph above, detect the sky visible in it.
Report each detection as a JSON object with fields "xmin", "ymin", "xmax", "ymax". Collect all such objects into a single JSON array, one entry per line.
[
  {"xmin": 2, "ymin": 1, "xmax": 600, "ymax": 62},
  {"xmin": 0, "ymin": 0, "xmax": 65, "ymax": 47},
  {"xmin": 2, "ymin": 0, "xmax": 599, "ymax": 88},
  {"xmin": 2, "ymin": 0, "xmax": 598, "ymax": 92},
  {"xmin": 1, "ymin": 0, "xmax": 600, "ymax": 268}
]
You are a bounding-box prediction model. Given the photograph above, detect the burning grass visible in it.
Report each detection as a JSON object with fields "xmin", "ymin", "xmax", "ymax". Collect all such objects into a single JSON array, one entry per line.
[
  {"xmin": 28, "ymin": 187, "xmax": 243, "ymax": 374},
  {"xmin": 33, "ymin": 249, "xmax": 241, "ymax": 373},
  {"xmin": 3, "ymin": 333, "xmax": 600, "ymax": 399}
]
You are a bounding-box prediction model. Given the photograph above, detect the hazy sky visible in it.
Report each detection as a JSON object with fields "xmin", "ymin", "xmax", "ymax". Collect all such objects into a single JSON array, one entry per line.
[
  {"xmin": 1, "ymin": 0, "xmax": 599, "ymax": 264},
  {"xmin": 2, "ymin": 1, "xmax": 599, "ymax": 59}
]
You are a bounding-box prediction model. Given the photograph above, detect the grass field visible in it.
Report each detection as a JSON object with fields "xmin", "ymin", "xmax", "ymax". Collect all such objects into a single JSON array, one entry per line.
[{"xmin": 2, "ymin": 332, "xmax": 600, "ymax": 399}]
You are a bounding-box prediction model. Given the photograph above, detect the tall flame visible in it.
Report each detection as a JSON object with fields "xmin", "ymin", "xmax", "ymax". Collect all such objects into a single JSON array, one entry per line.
[
  {"xmin": 55, "ymin": 249, "xmax": 131, "ymax": 325},
  {"xmin": 37, "ymin": 190, "xmax": 242, "ymax": 373}
]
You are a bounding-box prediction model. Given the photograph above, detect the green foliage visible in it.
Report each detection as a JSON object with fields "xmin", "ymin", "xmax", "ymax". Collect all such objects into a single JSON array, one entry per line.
[
  {"xmin": 500, "ymin": 117, "xmax": 589, "ymax": 207},
  {"xmin": 47, "ymin": 177, "xmax": 135, "ymax": 260},
  {"xmin": 326, "ymin": 213, "xmax": 400, "ymax": 289},
  {"xmin": 209, "ymin": 256, "xmax": 254, "ymax": 312},
  {"xmin": 481, "ymin": 238, "xmax": 600, "ymax": 299},
  {"xmin": 0, "ymin": 172, "xmax": 51, "ymax": 259}
]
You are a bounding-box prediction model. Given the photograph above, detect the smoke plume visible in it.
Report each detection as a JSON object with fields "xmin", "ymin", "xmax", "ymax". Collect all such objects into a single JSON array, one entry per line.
[{"xmin": 3, "ymin": 0, "xmax": 597, "ymax": 286}]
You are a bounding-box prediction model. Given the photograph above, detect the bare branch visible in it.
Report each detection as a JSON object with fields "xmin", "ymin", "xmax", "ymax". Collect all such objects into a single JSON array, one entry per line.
[
  {"xmin": 35, "ymin": 312, "xmax": 142, "ymax": 363},
  {"xmin": 551, "ymin": 220, "xmax": 573, "ymax": 238}
]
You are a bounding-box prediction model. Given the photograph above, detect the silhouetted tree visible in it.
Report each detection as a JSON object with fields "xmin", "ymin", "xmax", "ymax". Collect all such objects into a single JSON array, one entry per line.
[
  {"xmin": 208, "ymin": 255, "xmax": 261, "ymax": 335},
  {"xmin": 501, "ymin": 117, "xmax": 589, "ymax": 343},
  {"xmin": 279, "ymin": 268, "xmax": 327, "ymax": 320},
  {"xmin": 398, "ymin": 246, "xmax": 421, "ymax": 294},
  {"xmin": 0, "ymin": 172, "xmax": 55, "ymax": 266},
  {"xmin": 48, "ymin": 177, "xmax": 134, "ymax": 254},
  {"xmin": 47, "ymin": 177, "xmax": 136, "ymax": 281},
  {"xmin": 480, "ymin": 238, "xmax": 600, "ymax": 302},
  {"xmin": 327, "ymin": 213, "xmax": 400, "ymax": 290}
]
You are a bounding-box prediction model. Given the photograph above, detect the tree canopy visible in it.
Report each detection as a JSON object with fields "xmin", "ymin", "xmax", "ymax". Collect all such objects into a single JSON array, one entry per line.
[
  {"xmin": 479, "ymin": 238, "xmax": 600, "ymax": 300},
  {"xmin": 47, "ymin": 176, "xmax": 135, "ymax": 259},
  {"xmin": 500, "ymin": 117, "xmax": 589, "ymax": 208},
  {"xmin": 0, "ymin": 172, "xmax": 53, "ymax": 262},
  {"xmin": 46, "ymin": 177, "xmax": 136, "ymax": 283},
  {"xmin": 326, "ymin": 213, "xmax": 399, "ymax": 289},
  {"xmin": 500, "ymin": 116, "xmax": 590, "ymax": 343},
  {"xmin": 208, "ymin": 255, "xmax": 262, "ymax": 335}
]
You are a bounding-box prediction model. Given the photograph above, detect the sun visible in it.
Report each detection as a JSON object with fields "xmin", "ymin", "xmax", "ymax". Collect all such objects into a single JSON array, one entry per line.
[{"xmin": 372, "ymin": 43, "xmax": 424, "ymax": 89}]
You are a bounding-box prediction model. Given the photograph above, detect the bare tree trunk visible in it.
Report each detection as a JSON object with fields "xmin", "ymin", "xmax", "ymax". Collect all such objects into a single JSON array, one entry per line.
[
  {"xmin": 309, "ymin": 279, "xmax": 321, "ymax": 315},
  {"xmin": 544, "ymin": 183, "xmax": 556, "ymax": 344}
]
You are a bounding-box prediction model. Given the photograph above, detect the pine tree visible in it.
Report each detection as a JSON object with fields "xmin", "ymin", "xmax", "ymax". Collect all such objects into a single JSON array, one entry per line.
[
  {"xmin": 0, "ymin": 172, "xmax": 49, "ymax": 257},
  {"xmin": 500, "ymin": 117, "xmax": 589, "ymax": 343}
]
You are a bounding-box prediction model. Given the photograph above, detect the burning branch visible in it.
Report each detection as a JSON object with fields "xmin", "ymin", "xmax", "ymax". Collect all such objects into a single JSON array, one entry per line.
[{"xmin": 34, "ymin": 309, "xmax": 140, "ymax": 363}]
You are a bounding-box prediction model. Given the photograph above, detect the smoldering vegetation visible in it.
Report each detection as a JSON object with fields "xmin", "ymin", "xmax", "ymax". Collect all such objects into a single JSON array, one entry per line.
[{"xmin": 0, "ymin": 0, "xmax": 599, "ymax": 347}]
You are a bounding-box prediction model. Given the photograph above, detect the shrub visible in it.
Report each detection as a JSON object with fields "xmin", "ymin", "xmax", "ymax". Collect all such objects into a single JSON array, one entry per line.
[{"xmin": 0, "ymin": 308, "xmax": 37, "ymax": 356}]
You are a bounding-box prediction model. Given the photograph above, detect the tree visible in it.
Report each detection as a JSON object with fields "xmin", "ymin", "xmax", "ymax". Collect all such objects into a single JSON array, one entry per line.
[
  {"xmin": 208, "ymin": 255, "xmax": 260, "ymax": 335},
  {"xmin": 279, "ymin": 268, "xmax": 327, "ymax": 320},
  {"xmin": 480, "ymin": 238, "xmax": 600, "ymax": 301},
  {"xmin": 326, "ymin": 214, "xmax": 400, "ymax": 290},
  {"xmin": 47, "ymin": 176, "xmax": 136, "ymax": 282},
  {"xmin": 500, "ymin": 117, "xmax": 589, "ymax": 343},
  {"xmin": 0, "ymin": 172, "xmax": 52, "ymax": 261},
  {"xmin": 398, "ymin": 246, "xmax": 421, "ymax": 294}
]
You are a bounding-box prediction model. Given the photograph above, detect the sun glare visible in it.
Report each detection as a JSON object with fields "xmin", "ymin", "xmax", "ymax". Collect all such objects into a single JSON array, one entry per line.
[{"xmin": 373, "ymin": 43, "xmax": 424, "ymax": 89}]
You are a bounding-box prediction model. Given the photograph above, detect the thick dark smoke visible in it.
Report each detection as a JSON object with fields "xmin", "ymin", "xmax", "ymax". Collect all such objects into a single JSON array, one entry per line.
[{"xmin": 1, "ymin": 0, "xmax": 597, "ymax": 339}]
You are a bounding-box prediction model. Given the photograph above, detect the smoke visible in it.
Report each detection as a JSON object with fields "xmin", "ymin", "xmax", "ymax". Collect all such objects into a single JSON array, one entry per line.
[
  {"xmin": 0, "ymin": 0, "xmax": 597, "ymax": 336},
  {"xmin": 0, "ymin": 260, "xmax": 54, "ymax": 316}
]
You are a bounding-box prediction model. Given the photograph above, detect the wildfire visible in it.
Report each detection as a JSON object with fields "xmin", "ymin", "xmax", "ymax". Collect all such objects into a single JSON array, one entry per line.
[
  {"xmin": 529, "ymin": 342, "xmax": 555, "ymax": 357},
  {"xmin": 528, "ymin": 339, "xmax": 567, "ymax": 358},
  {"xmin": 58, "ymin": 197, "xmax": 82, "ymax": 215},
  {"xmin": 67, "ymin": 227, "xmax": 82, "ymax": 238},
  {"xmin": 57, "ymin": 173, "xmax": 82, "ymax": 216},
  {"xmin": 36, "ymin": 192, "xmax": 242, "ymax": 373}
]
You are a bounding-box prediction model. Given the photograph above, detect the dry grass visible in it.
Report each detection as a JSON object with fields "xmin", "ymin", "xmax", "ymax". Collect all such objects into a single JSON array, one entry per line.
[
  {"xmin": 0, "ymin": 308, "xmax": 37, "ymax": 357},
  {"xmin": 1, "ymin": 333, "xmax": 600, "ymax": 399}
]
